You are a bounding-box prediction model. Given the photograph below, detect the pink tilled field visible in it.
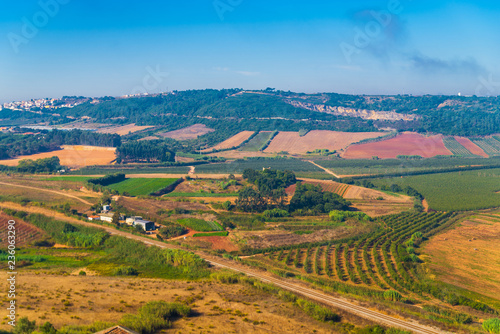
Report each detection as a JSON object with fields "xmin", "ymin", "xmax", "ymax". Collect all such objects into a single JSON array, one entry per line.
[
  {"xmin": 343, "ymin": 132, "xmax": 452, "ymax": 159},
  {"xmin": 454, "ymin": 136, "xmax": 489, "ymax": 157}
]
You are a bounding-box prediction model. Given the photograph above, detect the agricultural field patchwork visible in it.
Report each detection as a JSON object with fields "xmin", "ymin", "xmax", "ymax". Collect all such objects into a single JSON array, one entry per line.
[
  {"xmin": 105, "ymin": 178, "xmax": 179, "ymax": 196},
  {"xmin": 204, "ymin": 130, "xmax": 255, "ymax": 151},
  {"xmin": 442, "ymin": 137, "xmax": 477, "ymax": 157}
]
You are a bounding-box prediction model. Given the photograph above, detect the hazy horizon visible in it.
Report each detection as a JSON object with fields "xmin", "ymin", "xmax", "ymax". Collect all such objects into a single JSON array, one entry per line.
[{"xmin": 2, "ymin": 0, "xmax": 500, "ymax": 103}]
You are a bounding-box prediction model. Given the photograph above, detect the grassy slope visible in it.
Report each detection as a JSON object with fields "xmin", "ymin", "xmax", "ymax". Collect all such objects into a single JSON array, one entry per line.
[{"xmin": 106, "ymin": 178, "xmax": 178, "ymax": 196}]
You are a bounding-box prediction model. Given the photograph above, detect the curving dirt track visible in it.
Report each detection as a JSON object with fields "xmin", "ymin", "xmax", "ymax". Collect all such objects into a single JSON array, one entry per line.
[{"xmin": 0, "ymin": 181, "xmax": 93, "ymax": 205}]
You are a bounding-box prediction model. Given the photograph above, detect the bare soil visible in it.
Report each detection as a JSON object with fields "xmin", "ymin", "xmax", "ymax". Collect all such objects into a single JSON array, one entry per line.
[
  {"xmin": 454, "ymin": 136, "xmax": 489, "ymax": 158},
  {"xmin": 343, "ymin": 132, "xmax": 452, "ymax": 159},
  {"xmin": 264, "ymin": 131, "xmax": 386, "ymax": 154},
  {"xmin": 159, "ymin": 124, "xmax": 215, "ymax": 140},
  {"xmin": 203, "ymin": 131, "xmax": 255, "ymax": 151}
]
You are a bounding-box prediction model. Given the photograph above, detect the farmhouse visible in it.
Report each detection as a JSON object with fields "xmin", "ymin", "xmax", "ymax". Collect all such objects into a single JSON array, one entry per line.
[
  {"xmin": 134, "ymin": 219, "xmax": 155, "ymax": 231},
  {"xmin": 125, "ymin": 216, "xmax": 143, "ymax": 225},
  {"xmin": 87, "ymin": 215, "xmax": 100, "ymax": 221},
  {"xmin": 99, "ymin": 213, "xmax": 124, "ymax": 223}
]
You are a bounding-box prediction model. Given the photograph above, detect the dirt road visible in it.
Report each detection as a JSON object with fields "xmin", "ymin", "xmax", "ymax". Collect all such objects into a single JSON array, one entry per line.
[
  {"xmin": 0, "ymin": 181, "xmax": 93, "ymax": 205},
  {"xmin": 306, "ymin": 160, "xmax": 340, "ymax": 178}
]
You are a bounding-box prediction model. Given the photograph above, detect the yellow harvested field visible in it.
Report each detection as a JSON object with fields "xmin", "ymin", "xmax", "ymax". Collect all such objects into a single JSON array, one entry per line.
[
  {"xmin": 160, "ymin": 124, "xmax": 215, "ymax": 140},
  {"xmin": 0, "ymin": 145, "xmax": 116, "ymax": 168},
  {"xmin": 203, "ymin": 131, "xmax": 255, "ymax": 151},
  {"xmin": 97, "ymin": 123, "xmax": 154, "ymax": 135},
  {"xmin": 423, "ymin": 214, "xmax": 500, "ymax": 299},
  {"xmin": 264, "ymin": 130, "xmax": 387, "ymax": 154}
]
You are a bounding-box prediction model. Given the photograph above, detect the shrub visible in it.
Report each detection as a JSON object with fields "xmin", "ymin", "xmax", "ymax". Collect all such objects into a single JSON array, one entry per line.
[
  {"xmin": 113, "ymin": 266, "xmax": 139, "ymax": 276},
  {"xmin": 483, "ymin": 318, "xmax": 500, "ymax": 333},
  {"xmin": 120, "ymin": 301, "xmax": 190, "ymax": 334},
  {"xmin": 383, "ymin": 290, "xmax": 402, "ymax": 302},
  {"xmin": 263, "ymin": 208, "xmax": 289, "ymax": 218},
  {"xmin": 295, "ymin": 299, "xmax": 340, "ymax": 322},
  {"xmin": 78, "ymin": 270, "xmax": 86, "ymax": 276}
]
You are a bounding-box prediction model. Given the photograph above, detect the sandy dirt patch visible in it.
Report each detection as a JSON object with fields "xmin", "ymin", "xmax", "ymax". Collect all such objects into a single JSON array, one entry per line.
[
  {"xmin": 0, "ymin": 145, "xmax": 116, "ymax": 168},
  {"xmin": 264, "ymin": 131, "xmax": 386, "ymax": 154},
  {"xmin": 159, "ymin": 124, "xmax": 215, "ymax": 140},
  {"xmin": 343, "ymin": 132, "xmax": 452, "ymax": 159}
]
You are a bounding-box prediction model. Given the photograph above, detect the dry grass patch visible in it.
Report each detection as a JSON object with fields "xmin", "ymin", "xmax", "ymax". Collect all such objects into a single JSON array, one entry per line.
[
  {"xmin": 423, "ymin": 213, "xmax": 500, "ymax": 300},
  {"xmin": 0, "ymin": 272, "xmax": 341, "ymax": 334},
  {"xmin": 0, "ymin": 145, "xmax": 116, "ymax": 168}
]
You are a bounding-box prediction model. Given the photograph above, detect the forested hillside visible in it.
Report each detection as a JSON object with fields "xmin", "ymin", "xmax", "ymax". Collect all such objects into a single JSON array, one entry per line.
[{"xmin": 2, "ymin": 89, "xmax": 499, "ymax": 137}]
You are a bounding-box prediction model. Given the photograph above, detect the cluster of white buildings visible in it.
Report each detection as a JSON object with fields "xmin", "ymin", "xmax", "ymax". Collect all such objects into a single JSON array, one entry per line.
[
  {"xmin": 87, "ymin": 206, "xmax": 156, "ymax": 232},
  {"xmin": 1, "ymin": 97, "xmax": 87, "ymax": 111}
]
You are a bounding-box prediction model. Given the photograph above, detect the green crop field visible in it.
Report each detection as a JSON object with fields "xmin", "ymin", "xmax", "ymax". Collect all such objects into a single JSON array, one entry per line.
[
  {"xmin": 68, "ymin": 166, "xmax": 190, "ymax": 175},
  {"xmin": 105, "ymin": 178, "xmax": 178, "ymax": 196},
  {"xmin": 195, "ymin": 157, "xmax": 325, "ymax": 174},
  {"xmin": 313, "ymin": 156, "xmax": 499, "ymax": 176},
  {"xmin": 163, "ymin": 192, "xmax": 238, "ymax": 197},
  {"xmin": 442, "ymin": 137, "xmax": 476, "ymax": 157},
  {"xmin": 177, "ymin": 218, "xmax": 222, "ymax": 232},
  {"xmin": 41, "ymin": 176, "xmax": 93, "ymax": 182},
  {"xmin": 239, "ymin": 131, "xmax": 274, "ymax": 151},
  {"xmin": 368, "ymin": 168, "xmax": 500, "ymax": 211},
  {"xmin": 193, "ymin": 231, "xmax": 229, "ymax": 237}
]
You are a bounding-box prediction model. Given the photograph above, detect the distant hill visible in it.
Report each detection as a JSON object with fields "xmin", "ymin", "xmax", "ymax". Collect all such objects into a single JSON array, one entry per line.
[{"xmin": 2, "ymin": 89, "xmax": 499, "ymax": 137}]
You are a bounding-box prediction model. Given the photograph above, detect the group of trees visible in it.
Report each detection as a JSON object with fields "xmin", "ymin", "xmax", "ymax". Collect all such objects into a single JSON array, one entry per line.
[
  {"xmin": 236, "ymin": 169, "xmax": 296, "ymax": 212},
  {"xmin": 236, "ymin": 169, "xmax": 352, "ymax": 215},
  {"xmin": 290, "ymin": 183, "xmax": 351, "ymax": 214},
  {"xmin": 14, "ymin": 156, "xmax": 62, "ymax": 173},
  {"xmin": 116, "ymin": 140, "xmax": 175, "ymax": 163},
  {"xmin": 0, "ymin": 130, "xmax": 120, "ymax": 159}
]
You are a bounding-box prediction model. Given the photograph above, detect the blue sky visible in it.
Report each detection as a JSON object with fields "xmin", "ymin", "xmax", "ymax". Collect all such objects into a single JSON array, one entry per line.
[{"xmin": 1, "ymin": 0, "xmax": 499, "ymax": 102}]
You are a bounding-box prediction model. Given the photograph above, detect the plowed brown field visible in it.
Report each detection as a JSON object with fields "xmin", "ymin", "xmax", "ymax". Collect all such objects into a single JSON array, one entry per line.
[
  {"xmin": 0, "ymin": 145, "xmax": 116, "ymax": 168},
  {"xmin": 264, "ymin": 130, "xmax": 386, "ymax": 154},
  {"xmin": 159, "ymin": 124, "xmax": 214, "ymax": 140},
  {"xmin": 343, "ymin": 132, "xmax": 452, "ymax": 159},
  {"xmin": 454, "ymin": 136, "xmax": 489, "ymax": 157},
  {"xmin": 203, "ymin": 131, "xmax": 255, "ymax": 151}
]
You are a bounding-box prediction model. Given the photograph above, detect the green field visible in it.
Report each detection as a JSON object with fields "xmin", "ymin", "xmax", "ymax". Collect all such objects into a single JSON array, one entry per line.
[
  {"xmin": 314, "ymin": 156, "xmax": 499, "ymax": 176},
  {"xmin": 193, "ymin": 231, "xmax": 229, "ymax": 237},
  {"xmin": 239, "ymin": 131, "xmax": 274, "ymax": 151},
  {"xmin": 369, "ymin": 168, "xmax": 500, "ymax": 211},
  {"xmin": 41, "ymin": 176, "xmax": 93, "ymax": 182},
  {"xmin": 163, "ymin": 192, "xmax": 238, "ymax": 197},
  {"xmin": 106, "ymin": 178, "xmax": 179, "ymax": 196},
  {"xmin": 177, "ymin": 218, "xmax": 223, "ymax": 232},
  {"xmin": 68, "ymin": 166, "xmax": 190, "ymax": 175},
  {"xmin": 194, "ymin": 157, "xmax": 324, "ymax": 174}
]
